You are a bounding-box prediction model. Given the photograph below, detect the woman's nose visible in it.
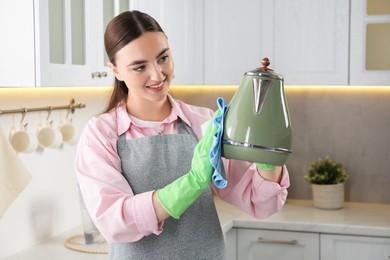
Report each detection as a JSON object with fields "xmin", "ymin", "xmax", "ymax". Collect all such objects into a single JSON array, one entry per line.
[{"xmin": 150, "ymin": 64, "xmax": 164, "ymax": 81}]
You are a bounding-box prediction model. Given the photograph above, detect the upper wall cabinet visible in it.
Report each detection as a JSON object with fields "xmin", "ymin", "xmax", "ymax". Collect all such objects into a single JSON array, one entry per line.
[
  {"xmin": 350, "ymin": 0, "xmax": 390, "ymax": 85},
  {"xmin": 130, "ymin": 0, "xmax": 204, "ymax": 85},
  {"xmin": 0, "ymin": 1, "xmax": 35, "ymax": 87},
  {"xmin": 34, "ymin": 0, "xmax": 118, "ymax": 86},
  {"xmin": 204, "ymin": 0, "xmax": 350, "ymax": 85},
  {"xmin": 133, "ymin": 0, "xmax": 388, "ymax": 86},
  {"xmin": 273, "ymin": 0, "xmax": 350, "ymax": 85},
  {"xmin": 2, "ymin": 0, "xmax": 388, "ymax": 87},
  {"xmin": 131, "ymin": 0, "xmax": 349, "ymax": 85},
  {"xmin": 0, "ymin": 0, "xmax": 131, "ymax": 87},
  {"xmin": 204, "ymin": 0, "xmax": 273, "ymax": 85}
]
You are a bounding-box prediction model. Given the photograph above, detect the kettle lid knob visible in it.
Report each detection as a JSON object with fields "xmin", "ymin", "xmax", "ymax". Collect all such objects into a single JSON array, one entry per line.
[
  {"xmin": 247, "ymin": 57, "xmax": 282, "ymax": 81},
  {"xmin": 261, "ymin": 58, "xmax": 270, "ymax": 70}
]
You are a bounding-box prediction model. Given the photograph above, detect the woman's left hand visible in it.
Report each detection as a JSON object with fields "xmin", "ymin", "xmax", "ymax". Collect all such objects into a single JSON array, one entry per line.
[{"xmin": 256, "ymin": 165, "xmax": 283, "ymax": 183}]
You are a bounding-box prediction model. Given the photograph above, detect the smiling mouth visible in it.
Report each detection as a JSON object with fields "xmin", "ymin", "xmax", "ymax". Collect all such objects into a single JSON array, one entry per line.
[{"xmin": 147, "ymin": 79, "xmax": 165, "ymax": 89}]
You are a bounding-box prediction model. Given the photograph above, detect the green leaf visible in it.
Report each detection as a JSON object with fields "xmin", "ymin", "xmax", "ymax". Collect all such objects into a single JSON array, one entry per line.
[{"xmin": 304, "ymin": 156, "xmax": 349, "ymax": 185}]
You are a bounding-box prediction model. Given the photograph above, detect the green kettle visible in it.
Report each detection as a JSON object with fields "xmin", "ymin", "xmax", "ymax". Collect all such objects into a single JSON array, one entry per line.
[{"xmin": 221, "ymin": 58, "xmax": 292, "ymax": 166}]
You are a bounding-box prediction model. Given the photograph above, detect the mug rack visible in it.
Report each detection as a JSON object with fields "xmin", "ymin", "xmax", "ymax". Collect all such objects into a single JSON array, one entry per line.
[{"xmin": 0, "ymin": 98, "xmax": 85, "ymax": 116}]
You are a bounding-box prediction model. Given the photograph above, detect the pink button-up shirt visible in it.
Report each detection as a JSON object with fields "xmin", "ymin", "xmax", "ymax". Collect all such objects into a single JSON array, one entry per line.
[{"xmin": 75, "ymin": 95, "xmax": 290, "ymax": 243}]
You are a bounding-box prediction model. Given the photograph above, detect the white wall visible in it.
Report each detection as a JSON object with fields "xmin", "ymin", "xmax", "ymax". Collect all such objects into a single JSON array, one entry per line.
[{"xmin": 0, "ymin": 87, "xmax": 110, "ymax": 258}]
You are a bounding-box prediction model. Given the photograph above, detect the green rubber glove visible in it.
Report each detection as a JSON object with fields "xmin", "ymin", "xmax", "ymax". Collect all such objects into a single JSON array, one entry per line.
[
  {"xmin": 156, "ymin": 110, "xmax": 221, "ymax": 219},
  {"xmin": 256, "ymin": 163, "xmax": 277, "ymax": 171}
]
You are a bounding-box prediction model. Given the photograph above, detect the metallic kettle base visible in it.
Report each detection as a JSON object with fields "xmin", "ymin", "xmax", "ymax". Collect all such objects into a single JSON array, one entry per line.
[{"xmin": 221, "ymin": 140, "xmax": 291, "ymax": 166}]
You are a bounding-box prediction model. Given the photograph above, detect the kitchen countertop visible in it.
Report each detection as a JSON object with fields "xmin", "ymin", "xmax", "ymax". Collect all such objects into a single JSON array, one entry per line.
[
  {"xmin": 214, "ymin": 197, "xmax": 390, "ymax": 238},
  {"xmin": 5, "ymin": 198, "xmax": 390, "ymax": 259},
  {"xmin": 3, "ymin": 226, "xmax": 108, "ymax": 260}
]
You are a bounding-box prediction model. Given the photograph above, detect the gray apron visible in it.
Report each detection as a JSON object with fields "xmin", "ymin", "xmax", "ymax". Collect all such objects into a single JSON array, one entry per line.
[{"xmin": 111, "ymin": 119, "xmax": 227, "ymax": 260}]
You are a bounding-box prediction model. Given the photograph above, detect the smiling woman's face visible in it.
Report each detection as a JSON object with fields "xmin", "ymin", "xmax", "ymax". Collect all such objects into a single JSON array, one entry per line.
[{"xmin": 108, "ymin": 31, "xmax": 174, "ymax": 106}]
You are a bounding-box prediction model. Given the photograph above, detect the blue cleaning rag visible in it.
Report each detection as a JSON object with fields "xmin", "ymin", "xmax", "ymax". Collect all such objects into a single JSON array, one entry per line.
[{"xmin": 210, "ymin": 97, "xmax": 229, "ymax": 189}]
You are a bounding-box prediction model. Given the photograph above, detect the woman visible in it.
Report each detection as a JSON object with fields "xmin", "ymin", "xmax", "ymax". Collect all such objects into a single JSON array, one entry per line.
[{"xmin": 75, "ymin": 10, "xmax": 290, "ymax": 260}]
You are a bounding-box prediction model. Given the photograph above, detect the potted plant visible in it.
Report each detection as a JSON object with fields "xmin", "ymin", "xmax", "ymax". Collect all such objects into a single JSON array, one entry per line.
[{"xmin": 304, "ymin": 156, "xmax": 349, "ymax": 209}]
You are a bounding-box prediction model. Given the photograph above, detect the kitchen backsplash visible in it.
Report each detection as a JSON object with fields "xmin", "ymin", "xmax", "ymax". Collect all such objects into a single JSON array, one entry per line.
[
  {"xmin": 0, "ymin": 85, "xmax": 389, "ymax": 258},
  {"xmin": 171, "ymin": 86, "xmax": 390, "ymax": 204}
]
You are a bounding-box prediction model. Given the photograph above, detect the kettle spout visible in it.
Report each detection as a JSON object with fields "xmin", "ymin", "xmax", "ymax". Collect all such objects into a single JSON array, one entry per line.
[{"xmin": 252, "ymin": 78, "xmax": 271, "ymax": 115}]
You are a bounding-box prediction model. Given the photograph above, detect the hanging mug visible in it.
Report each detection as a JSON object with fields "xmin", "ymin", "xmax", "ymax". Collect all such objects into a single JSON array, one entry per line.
[
  {"xmin": 36, "ymin": 111, "xmax": 63, "ymax": 148},
  {"xmin": 58, "ymin": 110, "xmax": 77, "ymax": 144},
  {"xmin": 9, "ymin": 123, "xmax": 38, "ymax": 153},
  {"xmin": 36, "ymin": 122, "xmax": 63, "ymax": 148}
]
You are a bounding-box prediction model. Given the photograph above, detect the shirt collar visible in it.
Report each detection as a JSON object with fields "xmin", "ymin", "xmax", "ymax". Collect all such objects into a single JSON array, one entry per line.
[
  {"xmin": 115, "ymin": 94, "xmax": 192, "ymax": 136},
  {"xmin": 167, "ymin": 94, "xmax": 192, "ymax": 127}
]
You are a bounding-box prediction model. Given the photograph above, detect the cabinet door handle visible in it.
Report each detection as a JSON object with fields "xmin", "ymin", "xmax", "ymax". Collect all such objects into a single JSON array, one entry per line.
[
  {"xmin": 91, "ymin": 72, "xmax": 108, "ymax": 78},
  {"xmin": 256, "ymin": 237, "xmax": 298, "ymax": 245},
  {"xmin": 91, "ymin": 72, "xmax": 101, "ymax": 78}
]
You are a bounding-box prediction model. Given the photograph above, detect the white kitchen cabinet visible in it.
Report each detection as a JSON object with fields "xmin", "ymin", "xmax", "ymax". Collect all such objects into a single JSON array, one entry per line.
[
  {"xmin": 232, "ymin": 228, "xmax": 390, "ymax": 260},
  {"xmin": 204, "ymin": 0, "xmax": 349, "ymax": 85},
  {"xmin": 321, "ymin": 234, "xmax": 390, "ymax": 260},
  {"xmin": 130, "ymin": 0, "xmax": 204, "ymax": 85},
  {"xmin": 140, "ymin": 0, "xmax": 386, "ymax": 86},
  {"xmin": 350, "ymin": 0, "xmax": 390, "ymax": 85},
  {"xmin": 133, "ymin": 0, "xmax": 263, "ymax": 85},
  {"xmin": 273, "ymin": 0, "xmax": 350, "ymax": 85},
  {"xmin": 204, "ymin": 0, "xmax": 273, "ymax": 85},
  {"xmin": 35, "ymin": 0, "xmax": 133, "ymax": 86},
  {"xmin": 34, "ymin": 0, "xmax": 122, "ymax": 86},
  {"xmin": 2, "ymin": 0, "xmax": 387, "ymax": 87},
  {"xmin": 0, "ymin": 0, "xmax": 132, "ymax": 87},
  {"xmin": 0, "ymin": 0, "xmax": 35, "ymax": 87},
  {"xmin": 224, "ymin": 228, "xmax": 237, "ymax": 260},
  {"xmin": 1, "ymin": 0, "xmax": 203, "ymax": 86},
  {"xmin": 237, "ymin": 229, "xmax": 319, "ymax": 260}
]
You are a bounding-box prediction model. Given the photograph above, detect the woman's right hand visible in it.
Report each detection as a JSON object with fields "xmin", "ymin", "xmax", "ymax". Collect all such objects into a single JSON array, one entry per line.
[{"xmin": 155, "ymin": 110, "xmax": 221, "ymax": 220}]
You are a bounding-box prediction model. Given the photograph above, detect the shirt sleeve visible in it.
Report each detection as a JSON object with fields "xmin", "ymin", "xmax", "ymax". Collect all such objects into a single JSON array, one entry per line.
[
  {"xmin": 74, "ymin": 117, "xmax": 162, "ymax": 243},
  {"xmin": 213, "ymin": 159, "xmax": 290, "ymax": 219}
]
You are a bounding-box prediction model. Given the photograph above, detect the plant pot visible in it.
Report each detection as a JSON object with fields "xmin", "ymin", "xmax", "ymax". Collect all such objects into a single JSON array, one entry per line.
[{"xmin": 311, "ymin": 183, "xmax": 345, "ymax": 209}]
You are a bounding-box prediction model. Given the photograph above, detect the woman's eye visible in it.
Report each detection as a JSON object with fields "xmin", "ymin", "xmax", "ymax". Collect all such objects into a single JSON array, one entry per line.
[
  {"xmin": 133, "ymin": 65, "xmax": 145, "ymax": 72},
  {"xmin": 158, "ymin": 55, "xmax": 169, "ymax": 63}
]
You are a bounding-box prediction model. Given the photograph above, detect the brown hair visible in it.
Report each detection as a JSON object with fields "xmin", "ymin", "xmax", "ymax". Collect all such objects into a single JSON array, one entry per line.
[{"xmin": 103, "ymin": 11, "xmax": 165, "ymax": 113}]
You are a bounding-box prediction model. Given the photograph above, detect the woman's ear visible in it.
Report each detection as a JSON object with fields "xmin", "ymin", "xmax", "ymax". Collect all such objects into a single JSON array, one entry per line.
[{"xmin": 107, "ymin": 62, "xmax": 123, "ymax": 81}]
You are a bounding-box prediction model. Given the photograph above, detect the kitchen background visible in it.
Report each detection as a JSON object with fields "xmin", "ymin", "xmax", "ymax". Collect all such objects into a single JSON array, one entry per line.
[{"xmin": 1, "ymin": 0, "xmax": 389, "ymax": 258}]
